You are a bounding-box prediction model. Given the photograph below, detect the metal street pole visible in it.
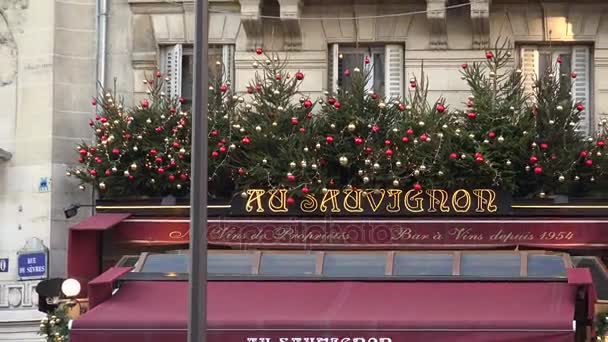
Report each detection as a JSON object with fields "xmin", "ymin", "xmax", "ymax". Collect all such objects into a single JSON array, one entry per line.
[{"xmin": 189, "ymin": 0, "xmax": 209, "ymax": 341}]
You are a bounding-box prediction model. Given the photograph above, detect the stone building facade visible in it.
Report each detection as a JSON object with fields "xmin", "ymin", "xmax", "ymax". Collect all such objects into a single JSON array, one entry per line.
[{"xmin": 0, "ymin": 0, "xmax": 607, "ymax": 340}]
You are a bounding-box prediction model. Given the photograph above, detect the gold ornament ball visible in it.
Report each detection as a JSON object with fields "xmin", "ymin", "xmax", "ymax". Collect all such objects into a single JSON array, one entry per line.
[
  {"xmin": 506, "ymin": 160, "xmax": 512, "ymax": 166},
  {"xmin": 315, "ymin": 143, "xmax": 321, "ymax": 149},
  {"xmin": 65, "ymin": 171, "xmax": 71, "ymax": 177},
  {"xmin": 303, "ymin": 147, "xmax": 309, "ymax": 152},
  {"xmin": 392, "ymin": 128, "xmax": 398, "ymax": 133},
  {"xmin": 525, "ymin": 166, "xmax": 531, "ymax": 172},
  {"xmin": 111, "ymin": 167, "xmax": 117, "ymax": 172},
  {"xmin": 358, "ymin": 170, "xmax": 364, "ymax": 176},
  {"xmin": 597, "ymin": 151, "xmax": 603, "ymax": 157},
  {"xmin": 438, "ymin": 171, "xmax": 444, "ymax": 176},
  {"xmin": 591, "ymin": 177, "xmax": 596, "ymax": 182},
  {"xmin": 75, "ymin": 170, "xmax": 81, "ymax": 175},
  {"xmin": 272, "ymin": 122, "xmax": 278, "ymax": 127},
  {"xmin": 317, "ymin": 179, "xmax": 322, "ymax": 184},
  {"xmin": 363, "ymin": 176, "xmax": 370, "ymax": 184},
  {"xmin": 273, "ymin": 90, "xmax": 280, "ymax": 95},
  {"xmin": 130, "ymin": 163, "xmax": 137, "ymax": 170},
  {"xmin": 414, "ymin": 170, "xmax": 420, "ymax": 176},
  {"xmin": 179, "ymin": 148, "xmax": 186, "ymax": 154},
  {"xmin": 549, "ymin": 120, "xmax": 555, "ymax": 125},
  {"xmin": 160, "ymin": 115, "xmax": 166, "ymax": 120},
  {"xmin": 556, "ymin": 105, "xmax": 563, "ymax": 111},
  {"xmin": 262, "ymin": 159, "xmax": 268, "ymax": 164},
  {"xmin": 99, "ymin": 182, "xmax": 106, "ymax": 190},
  {"xmin": 420, "ymin": 165, "xmax": 427, "ymax": 171},
  {"xmin": 575, "ymin": 175, "xmax": 580, "ymax": 181},
  {"xmin": 330, "ymin": 124, "xmax": 336, "ymax": 129},
  {"xmin": 461, "ymin": 154, "xmax": 467, "ymax": 159},
  {"xmin": 469, "ymin": 134, "xmax": 475, "ymax": 139},
  {"xmin": 497, "ymin": 136, "xmax": 505, "ymax": 143},
  {"xmin": 539, "ymin": 192, "xmax": 546, "ymax": 199},
  {"xmin": 510, "ymin": 106, "xmax": 515, "ymax": 111},
  {"xmin": 455, "ymin": 128, "xmax": 461, "ymax": 134},
  {"xmin": 78, "ymin": 185, "xmax": 85, "ymax": 191},
  {"xmin": 229, "ymin": 144, "xmax": 236, "ymax": 150},
  {"xmin": 483, "ymin": 139, "xmax": 490, "ymax": 144},
  {"xmin": 241, "ymin": 192, "xmax": 248, "ymax": 198},
  {"xmin": 239, "ymin": 128, "xmax": 245, "ymax": 133},
  {"xmin": 133, "ymin": 146, "xmax": 139, "ymax": 152},
  {"xmin": 418, "ymin": 121, "xmax": 425, "ymax": 127},
  {"xmin": 395, "ymin": 161, "xmax": 402, "ymax": 168},
  {"xmin": 392, "ymin": 179, "xmax": 400, "ymax": 187},
  {"xmin": 365, "ymin": 159, "xmax": 371, "ymax": 166},
  {"xmin": 255, "ymin": 126, "xmax": 262, "ymax": 132},
  {"xmin": 339, "ymin": 156, "xmax": 349, "ymax": 166},
  {"xmin": 289, "ymin": 162, "xmax": 296, "ymax": 168},
  {"xmin": 378, "ymin": 102, "xmax": 386, "ymax": 109},
  {"xmin": 300, "ymin": 160, "xmax": 307, "ymax": 168},
  {"xmin": 373, "ymin": 163, "xmax": 381, "ymax": 170},
  {"xmin": 146, "ymin": 118, "xmax": 152, "ymax": 124},
  {"xmin": 558, "ymin": 175, "xmax": 565, "ymax": 182},
  {"xmin": 347, "ymin": 123, "xmax": 356, "ymax": 132},
  {"xmin": 177, "ymin": 184, "xmax": 182, "ymax": 189},
  {"xmin": 311, "ymin": 164, "xmax": 318, "ymax": 170}
]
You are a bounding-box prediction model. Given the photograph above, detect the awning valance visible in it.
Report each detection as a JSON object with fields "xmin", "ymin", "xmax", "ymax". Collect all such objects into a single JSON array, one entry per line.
[{"xmin": 71, "ymin": 280, "xmax": 577, "ymax": 342}]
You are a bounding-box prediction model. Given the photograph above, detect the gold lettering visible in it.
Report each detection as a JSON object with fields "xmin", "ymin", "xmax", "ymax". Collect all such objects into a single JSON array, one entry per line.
[
  {"xmin": 451, "ymin": 189, "xmax": 471, "ymax": 213},
  {"xmin": 404, "ymin": 190, "xmax": 424, "ymax": 212},
  {"xmin": 473, "ymin": 189, "xmax": 497, "ymax": 213},
  {"xmin": 319, "ymin": 189, "xmax": 341, "ymax": 213},
  {"xmin": 300, "ymin": 194, "xmax": 319, "ymax": 213},
  {"xmin": 386, "ymin": 189, "xmax": 403, "ymax": 213},
  {"xmin": 245, "ymin": 189, "xmax": 266, "ymax": 213},
  {"xmin": 343, "ymin": 189, "xmax": 363, "ymax": 212},
  {"xmin": 365, "ymin": 189, "xmax": 386, "ymax": 212},
  {"xmin": 426, "ymin": 189, "xmax": 450, "ymax": 213},
  {"xmin": 268, "ymin": 189, "xmax": 288, "ymax": 212}
]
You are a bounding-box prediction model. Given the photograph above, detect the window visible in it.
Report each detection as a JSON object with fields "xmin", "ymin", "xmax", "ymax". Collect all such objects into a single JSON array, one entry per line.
[
  {"xmin": 328, "ymin": 44, "xmax": 404, "ymax": 99},
  {"xmin": 520, "ymin": 45, "xmax": 592, "ymax": 134},
  {"xmin": 161, "ymin": 44, "xmax": 235, "ymax": 104},
  {"xmin": 460, "ymin": 253, "xmax": 521, "ymax": 277},
  {"xmin": 527, "ymin": 254, "xmax": 566, "ymax": 278},
  {"xmin": 393, "ymin": 253, "xmax": 453, "ymax": 276},
  {"xmin": 323, "ymin": 253, "xmax": 386, "ymax": 276},
  {"xmin": 260, "ymin": 253, "xmax": 316, "ymax": 276}
]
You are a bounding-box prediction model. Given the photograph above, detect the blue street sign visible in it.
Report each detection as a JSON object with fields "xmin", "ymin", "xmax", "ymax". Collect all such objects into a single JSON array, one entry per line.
[
  {"xmin": 18, "ymin": 252, "xmax": 47, "ymax": 279},
  {"xmin": 0, "ymin": 258, "xmax": 8, "ymax": 273}
]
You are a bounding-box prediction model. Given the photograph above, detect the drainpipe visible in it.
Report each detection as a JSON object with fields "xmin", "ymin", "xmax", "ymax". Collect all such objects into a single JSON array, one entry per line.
[{"xmin": 96, "ymin": 0, "xmax": 107, "ymax": 90}]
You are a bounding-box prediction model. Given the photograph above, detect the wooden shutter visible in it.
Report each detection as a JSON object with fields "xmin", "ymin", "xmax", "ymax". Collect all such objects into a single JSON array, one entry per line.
[
  {"xmin": 222, "ymin": 44, "xmax": 235, "ymax": 83},
  {"xmin": 520, "ymin": 46, "xmax": 539, "ymax": 101},
  {"xmin": 328, "ymin": 43, "xmax": 339, "ymax": 94},
  {"xmin": 571, "ymin": 46, "xmax": 591, "ymax": 135},
  {"xmin": 162, "ymin": 44, "xmax": 183, "ymax": 99},
  {"xmin": 384, "ymin": 44, "xmax": 404, "ymax": 100}
]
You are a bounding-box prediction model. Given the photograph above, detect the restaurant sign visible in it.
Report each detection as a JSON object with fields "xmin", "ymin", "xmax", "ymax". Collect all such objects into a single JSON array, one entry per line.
[
  {"xmin": 246, "ymin": 338, "xmax": 392, "ymax": 342},
  {"xmin": 232, "ymin": 188, "xmax": 509, "ymax": 216},
  {"xmin": 114, "ymin": 218, "xmax": 608, "ymax": 249}
]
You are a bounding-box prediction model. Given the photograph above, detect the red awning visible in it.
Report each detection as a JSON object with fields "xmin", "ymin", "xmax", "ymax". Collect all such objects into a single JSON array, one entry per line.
[
  {"xmin": 71, "ymin": 280, "xmax": 576, "ymax": 342},
  {"xmin": 70, "ymin": 213, "xmax": 131, "ymax": 230}
]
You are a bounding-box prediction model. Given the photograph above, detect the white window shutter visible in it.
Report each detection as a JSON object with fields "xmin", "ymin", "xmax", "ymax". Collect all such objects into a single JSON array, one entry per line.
[
  {"xmin": 520, "ymin": 46, "xmax": 539, "ymax": 100},
  {"xmin": 222, "ymin": 44, "xmax": 235, "ymax": 83},
  {"xmin": 384, "ymin": 44, "xmax": 404, "ymax": 100},
  {"xmin": 162, "ymin": 44, "xmax": 183, "ymax": 99},
  {"xmin": 571, "ymin": 46, "xmax": 591, "ymax": 135},
  {"xmin": 328, "ymin": 43, "xmax": 339, "ymax": 94}
]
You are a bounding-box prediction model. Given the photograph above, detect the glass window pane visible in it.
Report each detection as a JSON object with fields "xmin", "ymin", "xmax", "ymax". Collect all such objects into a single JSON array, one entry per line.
[
  {"xmin": 558, "ymin": 53, "xmax": 572, "ymax": 77},
  {"xmin": 181, "ymin": 54, "xmax": 193, "ymax": 102},
  {"xmin": 373, "ymin": 52, "xmax": 385, "ymax": 96},
  {"xmin": 141, "ymin": 254, "xmax": 188, "ymax": 273},
  {"xmin": 539, "ymin": 52, "xmax": 551, "ymax": 78},
  {"xmin": 208, "ymin": 253, "xmax": 254, "ymax": 275},
  {"xmin": 260, "ymin": 253, "xmax": 316, "ymax": 276},
  {"xmin": 338, "ymin": 52, "xmax": 364, "ymax": 90},
  {"xmin": 394, "ymin": 254, "xmax": 453, "ymax": 276},
  {"xmin": 460, "ymin": 254, "xmax": 521, "ymax": 277},
  {"xmin": 323, "ymin": 253, "xmax": 386, "ymax": 276},
  {"xmin": 527, "ymin": 254, "xmax": 566, "ymax": 277}
]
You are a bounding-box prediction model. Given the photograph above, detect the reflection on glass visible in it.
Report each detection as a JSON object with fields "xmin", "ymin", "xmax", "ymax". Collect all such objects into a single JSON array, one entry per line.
[
  {"xmin": 527, "ymin": 254, "xmax": 566, "ymax": 277},
  {"xmin": 208, "ymin": 253, "xmax": 254, "ymax": 275},
  {"xmin": 141, "ymin": 254, "xmax": 188, "ymax": 273},
  {"xmin": 323, "ymin": 253, "xmax": 385, "ymax": 276},
  {"xmin": 460, "ymin": 254, "xmax": 520, "ymax": 277},
  {"xmin": 260, "ymin": 253, "xmax": 316, "ymax": 275},
  {"xmin": 394, "ymin": 253, "xmax": 453, "ymax": 276}
]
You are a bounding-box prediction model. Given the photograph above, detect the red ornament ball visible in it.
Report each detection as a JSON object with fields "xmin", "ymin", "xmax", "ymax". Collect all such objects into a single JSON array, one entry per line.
[
  {"xmin": 211, "ymin": 130, "xmax": 219, "ymax": 137},
  {"xmin": 450, "ymin": 153, "xmax": 458, "ymax": 160},
  {"xmin": 461, "ymin": 63, "xmax": 468, "ymax": 69},
  {"xmin": 303, "ymin": 99, "xmax": 313, "ymax": 108},
  {"xmin": 95, "ymin": 115, "xmax": 101, "ymax": 121},
  {"xmin": 410, "ymin": 82, "xmax": 417, "ymax": 88},
  {"xmin": 158, "ymin": 167, "xmax": 165, "ymax": 174},
  {"xmin": 220, "ymin": 85, "xmax": 228, "ymax": 92},
  {"xmin": 155, "ymin": 127, "xmax": 163, "ymax": 133},
  {"xmin": 372, "ymin": 125, "xmax": 381, "ymax": 133},
  {"xmin": 436, "ymin": 104, "xmax": 445, "ymax": 113},
  {"xmin": 295, "ymin": 71, "xmax": 304, "ymax": 80},
  {"xmin": 156, "ymin": 71, "xmax": 162, "ymax": 78},
  {"xmin": 540, "ymin": 143, "xmax": 549, "ymax": 150},
  {"xmin": 302, "ymin": 187, "xmax": 310, "ymax": 194},
  {"xmin": 291, "ymin": 117, "xmax": 299, "ymax": 125},
  {"xmin": 299, "ymin": 127, "xmax": 306, "ymax": 133},
  {"xmin": 586, "ymin": 159, "xmax": 594, "ymax": 166},
  {"xmin": 141, "ymin": 100, "xmax": 149, "ymax": 108},
  {"xmin": 534, "ymin": 167, "xmax": 543, "ymax": 174},
  {"xmin": 155, "ymin": 157, "xmax": 163, "ymax": 164},
  {"xmin": 287, "ymin": 174, "xmax": 296, "ymax": 182},
  {"xmin": 475, "ymin": 156, "xmax": 484, "ymax": 164},
  {"xmin": 172, "ymin": 142, "xmax": 180, "ymax": 148},
  {"xmin": 100, "ymin": 117, "xmax": 107, "ymax": 123},
  {"xmin": 79, "ymin": 148, "xmax": 88, "ymax": 156},
  {"xmin": 78, "ymin": 157, "xmax": 85, "ymax": 163},
  {"xmin": 467, "ymin": 101, "xmax": 474, "ymax": 108},
  {"xmin": 467, "ymin": 111, "xmax": 477, "ymax": 120},
  {"xmin": 420, "ymin": 134, "xmax": 428, "ymax": 142},
  {"xmin": 328, "ymin": 97, "xmax": 336, "ymax": 105},
  {"xmin": 256, "ymin": 84, "xmax": 263, "ymax": 91},
  {"xmin": 112, "ymin": 148, "xmax": 120, "ymax": 155},
  {"xmin": 398, "ymin": 104, "xmax": 405, "ymax": 111},
  {"xmin": 255, "ymin": 47, "xmax": 263, "ymax": 55},
  {"xmin": 105, "ymin": 169, "xmax": 111, "ymax": 176},
  {"xmin": 354, "ymin": 137, "xmax": 364, "ymax": 145},
  {"xmin": 90, "ymin": 169, "xmax": 97, "ymax": 176},
  {"xmin": 486, "ymin": 51, "xmax": 494, "ymax": 59},
  {"xmin": 551, "ymin": 154, "xmax": 558, "ymax": 161},
  {"xmin": 333, "ymin": 101, "xmax": 341, "ymax": 109},
  {"xmin": 365, "ymin": 147, "xmax": 373, "ymax": 153},
  {"xmin": 179, "ymin": 97, "xmax": 185, "ymax": 103},
  {"xmin": 238, "ymin": 168, "xmax": 245, "ymax": 175},
  {"xmin": 275, "ymin": 74, "xmax": 282, "ymax": 80},
  {"xmin": 287, "ymin": 197, "xmax": 296, "ymax": 206},
  {"xmin": 488, "ymin": 132, "xmax": 496, "ymax": 139},
  {"xmin": 242, "ymin": 136, "xmax": 251, "ymax": 145},
  {"xmin": 95, "ymin": 157, "xmax": 102, "ymax": 164},
  {"xmin": 150, "ymin": 149, "xmax": 158, "ymax": 156},
  {"xmin": 219, "ymin": 147, "xmax": 226, "ymax": 153},
  {"xmin": 168, "ymin": 175, "xmax": 175, "ymax": 182},
  {"xmin": 247, "ymin": 86, "xmax": 254, "ymax": 94},
  {"xmin": 364, "ymin": 57, "xmax": 370, "ymax": 64},
  {"xmin": 413, "ymin": 183, "xmax": 423, "ymax": 191},
  {"xmin": 306, "ymin": 113, "xmax": 313, "ymax": 119},
  {"xmin": 402, "ymin": 136, "xmax": 410, "ymax": 144},
  {"xmin": 384, "ymin": 139, "xmax": 391, "ymax": 146},
  {"xmin": 598, "ymin": 140, "xmax": 606, "ymax": 147},
  {"xmin": 326, "ymin": 135, "xmax": 334, "ymax": 144},
  {"xmin": 406, "ymin": 128, "xmax": 414, "ymax": 136},
  {"xmin": 89, "ymin": 120, "xmax": 94, "ymax": 126},
  {"xmin": 91, "ymin": 98, "xmax": 97, "ymax": 106},
  {"xmin": 371, "ymin": 93, "xmax": 378, "ymax": 100},
  {"xmin": 571, "ymin": 73, "xmax": 577, "ymax": 79},
  {"xmin": 344, "ymin": 70, "xmax": 350, "ymax": 77},
  {"xmin": 557, "ymin": 57, "xmax": 563, "ymax": 64},
  {"xmin": 385, "ymin": 148, "xmax": 393, "ymax": 157},
  {"xmin": 580, "ymin": 151, "xmax": 588, "ymax": 158},
  {"xmin": 128, "ymin": 175, "xmax": 134, "ymax": 180},
  {"xmin": 180, "ymin": 174, "xmax": 188, "ymax": 181},
  {"xmin": 577, "ymin": 103, "xmax": 585, "ymax": 111},
  {"xmin": 529, "ymin": 155, "xmax": 538, "ymax": 164}
]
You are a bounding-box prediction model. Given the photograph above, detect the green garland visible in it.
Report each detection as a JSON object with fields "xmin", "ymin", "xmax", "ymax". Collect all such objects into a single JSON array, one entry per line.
[{"xmin": 38, "ymin": 305, "xmax": 71, "ymax": 342}]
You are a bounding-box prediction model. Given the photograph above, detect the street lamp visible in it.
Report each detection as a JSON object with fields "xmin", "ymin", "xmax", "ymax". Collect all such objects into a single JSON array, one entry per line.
[{"xmin": 189, "ymin": 0, "xmax": 209, "ymax": 341}]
